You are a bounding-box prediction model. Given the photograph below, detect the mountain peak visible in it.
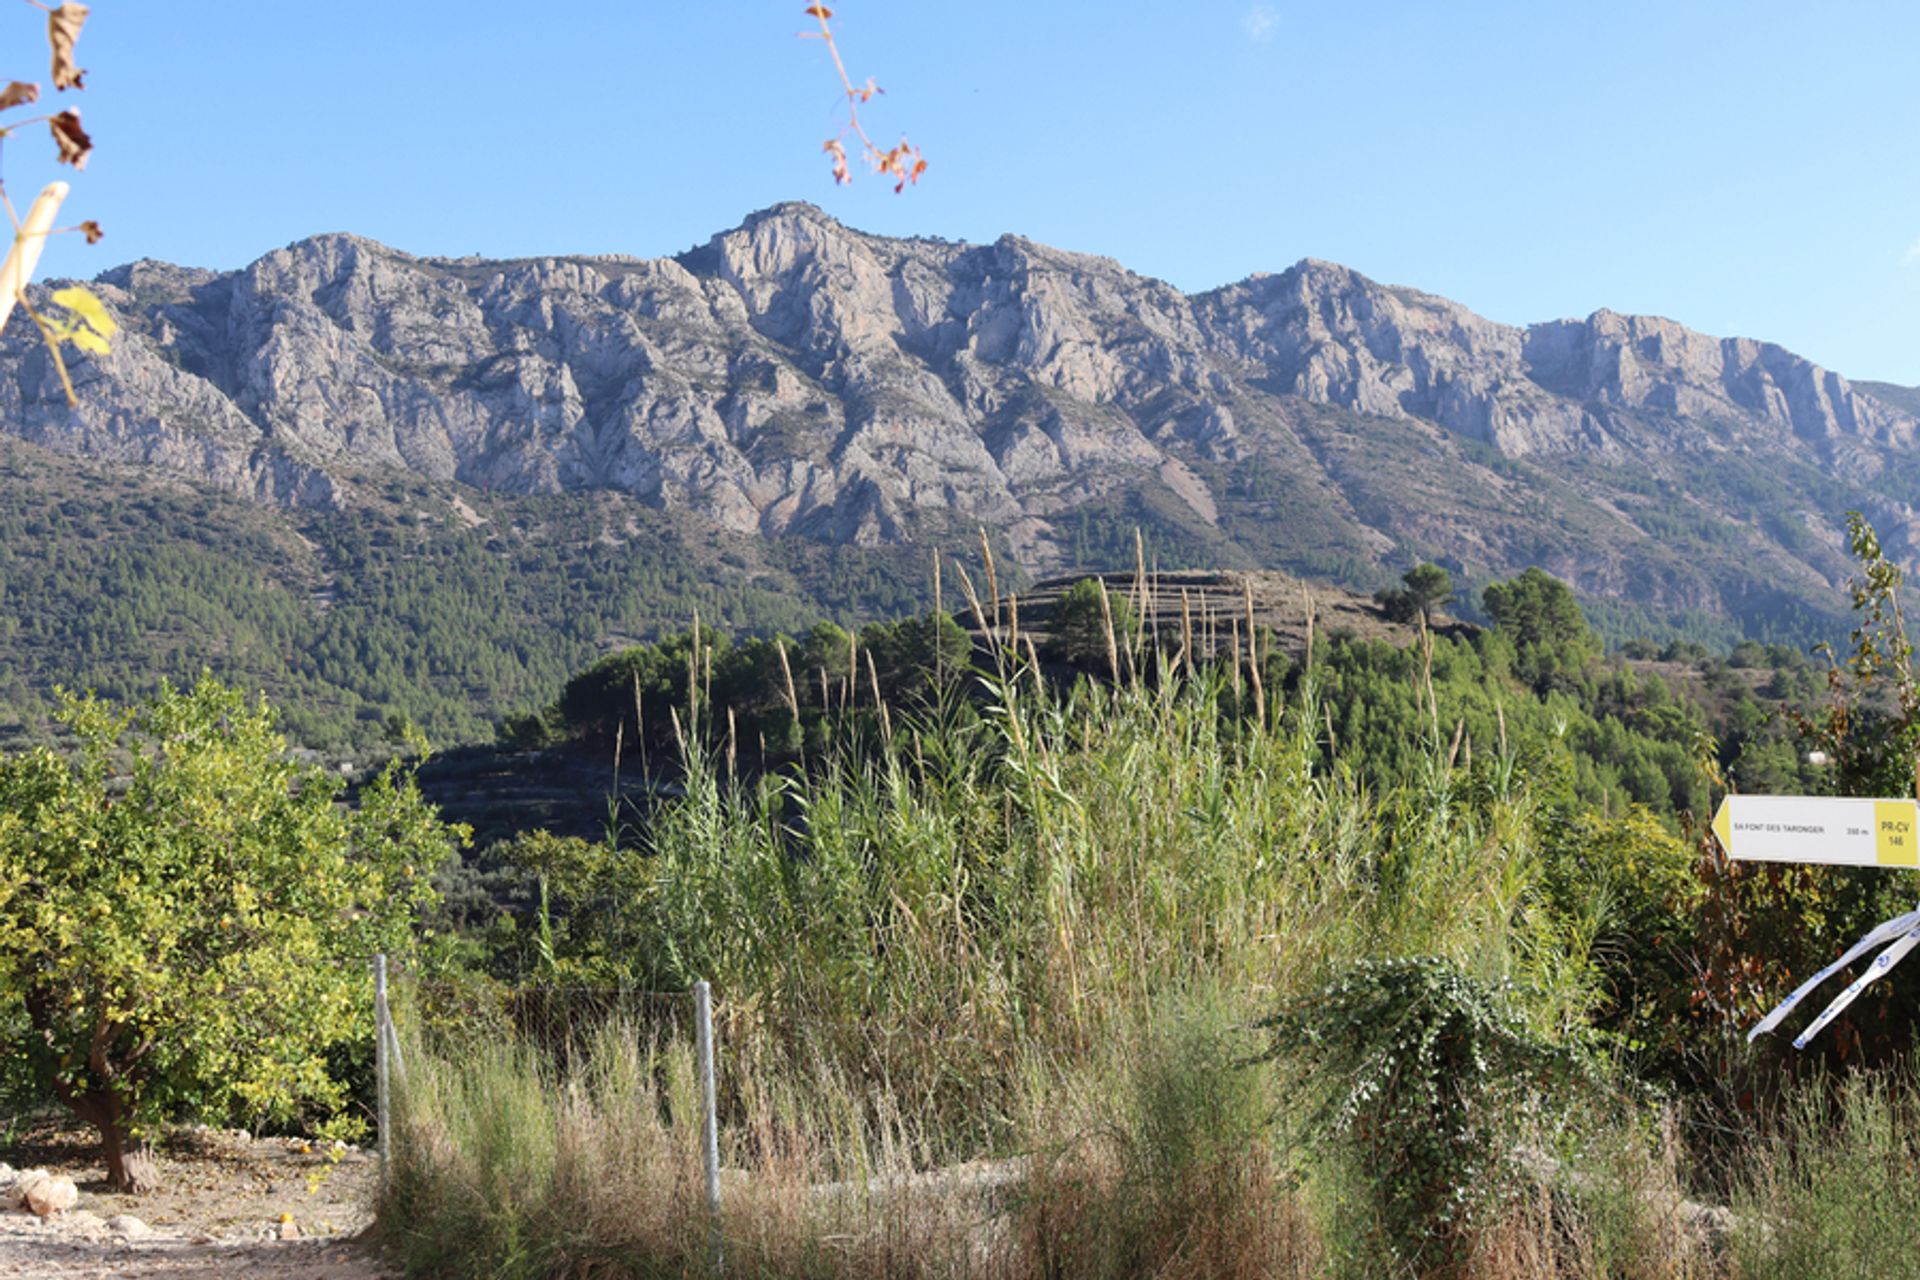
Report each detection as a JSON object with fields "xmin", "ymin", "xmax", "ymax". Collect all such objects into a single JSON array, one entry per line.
[
  {"xmin": 276, "ymin": 230, "xmax": 407, "ymax": 261},
  {"xmin": 738, "ymin": 201, "xmax": 843, "ymax": 232},
  {"xmin": 10, "ymin": 210, "xmax": 1919, "ymax": 638}
]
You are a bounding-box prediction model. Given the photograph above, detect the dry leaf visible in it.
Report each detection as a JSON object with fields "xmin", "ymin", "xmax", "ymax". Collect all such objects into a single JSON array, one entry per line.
[
  {"xmin": 886, "ymin": 143, "xmax": 926, "ymax": 193},
  {"xmin": 49, "ymin": 109, "xmax": 90, "ymax": 168},
  {"xmin": 48, "ymin": 3, "xmax": 89, "ymax": 91},
  {"xmin": 804, "ymin": 5, "xmax": 833, "ymax": 17},
  {"xmin": 0, "ymin": 81, "xmax": 39, "ymax": 111},
  {"xmin": 77, "ymin": 218, "xmax": 101, "ymax": 244}
]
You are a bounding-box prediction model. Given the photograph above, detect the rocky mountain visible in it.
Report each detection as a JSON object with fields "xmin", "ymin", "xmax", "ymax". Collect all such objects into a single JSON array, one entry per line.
[{"xmin": 5, "ymin": 201, "xmax": 1916, "ymax": 637}]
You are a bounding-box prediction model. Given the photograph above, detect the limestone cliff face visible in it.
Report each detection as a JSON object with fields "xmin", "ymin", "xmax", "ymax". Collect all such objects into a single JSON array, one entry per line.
[
  {"xmin": 1200, "ymin": 261, "xmax": 1915, "ymax": 463},
  {"xmin": 1199, "ymin": 262, "xmax": 1593, "ymax": 455},
  {"xmin": 3, "ymin": 202, "xmax": 1915, "ymax": 610}
]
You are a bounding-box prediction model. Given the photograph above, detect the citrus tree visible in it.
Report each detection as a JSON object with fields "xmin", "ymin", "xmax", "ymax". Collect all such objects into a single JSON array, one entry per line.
[{"xmin": 0, "ymin": 676, "xmax": 464, "ymax": 1191}]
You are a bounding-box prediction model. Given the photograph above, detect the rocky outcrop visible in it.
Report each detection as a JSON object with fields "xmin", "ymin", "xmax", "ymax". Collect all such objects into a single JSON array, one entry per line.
[
  {"xmin": 2, "ymin": 202, "xmax": 1915, "ymax": 609},
  {"xmin": 1201, "ymin": 262, "xmax": 1915, "ymax": 460},
  {"xmin": 1522, "ymin": 311, "xmax": 1916, "ymax": 454},
  {"xmin": 1200, "ymin": 261, "xmax": 1586, "ymax": 453}
]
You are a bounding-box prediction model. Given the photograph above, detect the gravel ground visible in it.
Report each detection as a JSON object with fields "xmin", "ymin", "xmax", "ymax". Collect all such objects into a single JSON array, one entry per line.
[
  {"xmin": 0, "ymin": 1214, "xmax": 393, "ymax": 1279},
  {"xmin": 0, "ymin": 1123, "xmax": 395, "ymax": 1279}
]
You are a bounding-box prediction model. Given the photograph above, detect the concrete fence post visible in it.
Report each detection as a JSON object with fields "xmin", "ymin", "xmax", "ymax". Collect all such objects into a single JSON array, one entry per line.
[
  {"xmin": 694, "ymin": 979, "xmax": 723, "ymax": 1273},
  {"xmin": 375, "ymin": 953, "xmax": 392, "ymax": 1178}
]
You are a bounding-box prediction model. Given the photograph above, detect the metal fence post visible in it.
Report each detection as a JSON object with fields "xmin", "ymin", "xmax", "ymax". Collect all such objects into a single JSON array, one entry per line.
[
  {"xmin": 375, "ymin": 953, "xmax": 392, "ymax": 1178},
  {"xmin": 694, "ymin": 979, "xmax": 723, "ymax": 1273}
]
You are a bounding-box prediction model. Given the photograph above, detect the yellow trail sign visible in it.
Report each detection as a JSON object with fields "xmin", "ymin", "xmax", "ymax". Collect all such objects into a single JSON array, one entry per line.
[{"xmin": 1710, "ymin": 795, "xmax": 1919, "ymax": 867}]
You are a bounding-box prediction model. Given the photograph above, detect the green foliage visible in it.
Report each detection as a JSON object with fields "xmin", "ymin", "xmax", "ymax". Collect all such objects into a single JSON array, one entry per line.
[
  {"xmin": 1483, "ymin": 567, "xmax": 1601, "ymax": 692},
  {"xmin": 388, "ymin": 648, "xmax": 1676, "ymax": 1274},
  {"xmin": 0, "ymin": 676, "xmax": 464, "ymax": 1181},
  {"xmin": 1127, "ymin": 991, "xmax": 1270, "ymax": 1195},
  {"xmin": 1307, "ymin": 629, "xmax": 1714, "ymax": 821},
  {"xmin": 1690, "ymin": 514, "xmax": 1920, "ymax": 1079},
  {"xmin": 0, "ymin": 447, "xmax": 938, "ymax": 751},
  {"xmin": 523, "ymin": 575, "xmax": 1755, "ymax": 848},
  {"xmin": 1375, "ymin": 561, "xmax": 1453, "ymax": 626},
  {"xmin": 555, "ymin": 635, "xmax": 694, "ymax": 746},
  {"xmin": 858, "ymin": 609, "xmax": 974, "ymax": 703},
  {"xmin": 546, "ymin": 608, "xmax": 971, "ymax": 764},
  {"xmin": 386, "ymin": 528, "xmax": 1920, "ymax": 1276},
  {"xmin": 1258, "ymin": 957, "xmax": 1607, "ymax": 1267},
  {"xmin": 1537, "ymin": 806, "xmax": 1702, "ymax": 1055},
  {"xmin": 344, "ymin": 511, "xmax": 1920, "ymax": 1275},
  {"xmin": 492, "ymin": 830, "xmax": 646, "ymax": 985},
  {"xmin": 1799, "ymin": 511, "xmax": 1920, "ymax": 798},
  {"xmin": 1374, "ymin": 588, "xmax": 1417, "ymax": 624},
  {"xmin": 1483, "ymin": 567, "xmax": 1585, "ymax": 648},
  {"xmin": 1045, "ymin": 578, "xmax": 1139, "ymax": 669},
  {"xmin": 488, "ymin": 640, "xmax": 1651, "ymax": 1170},
  {"xmin": 1020, "ymin": 989, "xmax": 1298, "ymax": 1280}
]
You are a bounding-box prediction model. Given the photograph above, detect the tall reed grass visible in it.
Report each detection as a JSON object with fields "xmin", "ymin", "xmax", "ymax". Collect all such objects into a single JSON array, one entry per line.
[
  {"xmin": 616, "ymin": 646, "xmax": 1611, "ymax": 1159},
  {"xmin": 378, "ymin": 633, "xmax": 1918, "ymax": 1276}
]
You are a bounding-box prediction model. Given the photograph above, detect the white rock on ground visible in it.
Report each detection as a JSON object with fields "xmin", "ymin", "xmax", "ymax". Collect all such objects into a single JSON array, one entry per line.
[
  {"xmin": 19, "ymin": 1173, "xmax": 78, "ymax": 1217},
  {"xmin": 3, "ymin": 1170, "xmax": 46, "ymax": 1211}
]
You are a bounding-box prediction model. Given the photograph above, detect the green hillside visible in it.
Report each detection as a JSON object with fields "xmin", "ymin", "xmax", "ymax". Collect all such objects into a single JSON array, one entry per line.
[{"xmin": 0, "ymin": 438, "xmax": 940, "ymax": 750}]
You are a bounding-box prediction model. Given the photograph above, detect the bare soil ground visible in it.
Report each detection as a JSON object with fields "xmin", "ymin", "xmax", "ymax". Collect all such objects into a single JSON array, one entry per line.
[{"xmin": 0, "ymin": 1122, "xmax": 394, "ymax": 1279}]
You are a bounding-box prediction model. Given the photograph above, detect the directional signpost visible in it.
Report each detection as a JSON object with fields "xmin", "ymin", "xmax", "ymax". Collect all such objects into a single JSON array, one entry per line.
[
  {"xmin": 1713, "ymin": 794, "xmax": 1920, "ymax": 1049},
  {"xmin": 1711, "ymin": 795, "xmax": 1919, "ymax": 868}
]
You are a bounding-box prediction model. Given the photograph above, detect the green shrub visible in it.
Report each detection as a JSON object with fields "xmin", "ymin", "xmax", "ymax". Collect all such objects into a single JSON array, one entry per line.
[{"xmin": 1257, "ymin": 957, "xmax": 1610, "ymax": 1270}]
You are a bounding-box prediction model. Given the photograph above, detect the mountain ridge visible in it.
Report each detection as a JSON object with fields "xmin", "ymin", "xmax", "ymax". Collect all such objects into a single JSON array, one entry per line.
[{"xmin": 4, "ymin": 202, "xmax": 1916, "ymax": 635}]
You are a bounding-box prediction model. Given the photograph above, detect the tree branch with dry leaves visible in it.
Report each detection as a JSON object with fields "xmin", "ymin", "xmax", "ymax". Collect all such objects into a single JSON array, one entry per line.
[
  {"xmin": 800, "ymin": 5, "xmax": 926, "ymax": 193},
  {"xmin": 0, "ymin": 0, "xmax": 108, "ymax": 406}
]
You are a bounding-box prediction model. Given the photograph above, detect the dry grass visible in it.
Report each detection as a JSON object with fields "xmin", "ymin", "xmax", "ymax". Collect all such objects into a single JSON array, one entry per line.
[
  {"xmin": 382, "ymin": 1001, "xmax": 1338, "ymax": 1280},
  {"xmin": 378, "ymin": 992, "xmax": 1765, "ymax": 1279},
  {"xmin": 383, "ymin": 1023, "xmax": 1010, "ymax": 1279}
]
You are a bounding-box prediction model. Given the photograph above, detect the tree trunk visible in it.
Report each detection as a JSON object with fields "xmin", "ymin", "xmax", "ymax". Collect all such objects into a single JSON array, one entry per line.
[
  {"xmin": 24, "ymin": 988, "xmax": 160, "ymax": 1193},
  {"xmin": 99, "ymin": 1117, "xmax": 158, "ymax": 1193},
  {"xmin": 69, "ymin": 1089, "xmax": 158, "ymax": 1193}
]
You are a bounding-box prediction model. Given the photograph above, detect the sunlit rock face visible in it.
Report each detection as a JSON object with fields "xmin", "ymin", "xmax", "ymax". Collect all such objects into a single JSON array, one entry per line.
[{"xmin": 4, "ymin": 202, "xmax": 1915, "ymax": 611}]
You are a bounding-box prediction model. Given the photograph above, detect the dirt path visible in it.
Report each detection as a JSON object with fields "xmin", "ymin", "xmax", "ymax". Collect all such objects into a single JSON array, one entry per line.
[
  {"xmin": 0, "ymin": 1215, "xmax": 392, "ymax": 1279},
  {"xmin": 0, "ymin": 1123, "xmax": 396, "ymax": 1279}
]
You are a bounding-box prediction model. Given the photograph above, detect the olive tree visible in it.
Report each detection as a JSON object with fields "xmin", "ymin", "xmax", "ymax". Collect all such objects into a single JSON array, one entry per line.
[{"xmin": 0, "ymin": 676, "xmax": 463, "ymax": 1191}]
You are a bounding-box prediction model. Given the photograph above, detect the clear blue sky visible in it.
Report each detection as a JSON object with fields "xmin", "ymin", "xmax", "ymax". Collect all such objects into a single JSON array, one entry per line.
[{"xmin": 29, "ymin": 1, "xmax": 1920, "ymax": 383}]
